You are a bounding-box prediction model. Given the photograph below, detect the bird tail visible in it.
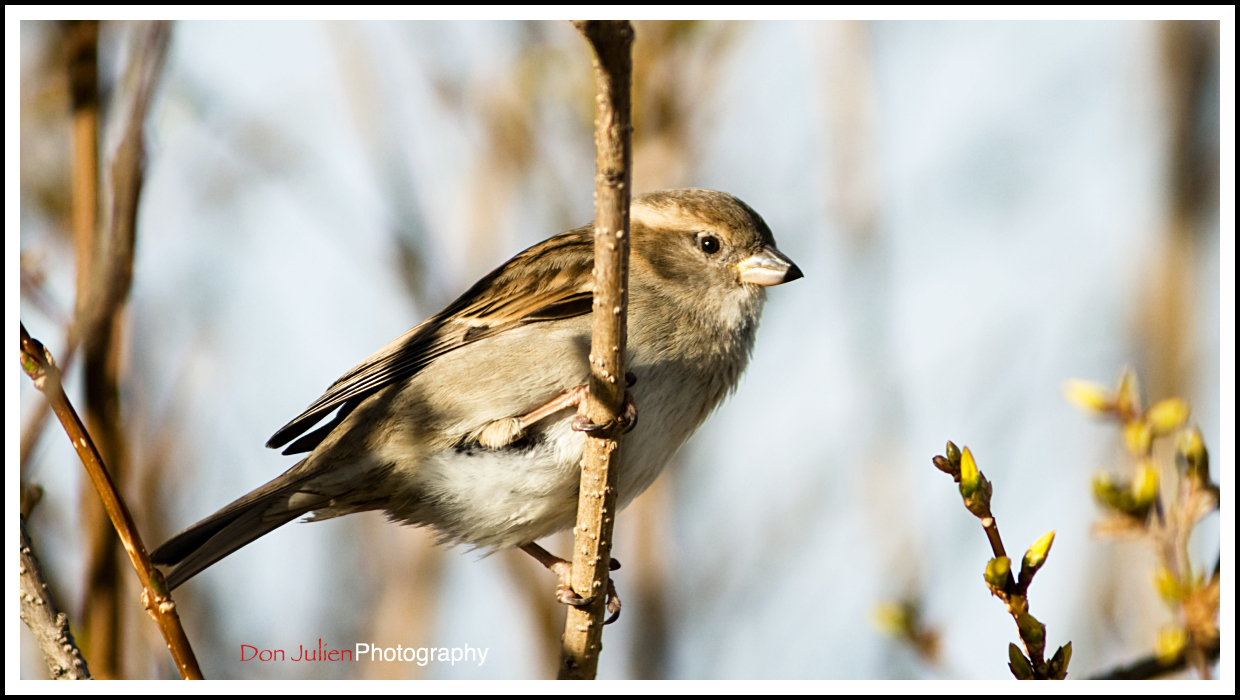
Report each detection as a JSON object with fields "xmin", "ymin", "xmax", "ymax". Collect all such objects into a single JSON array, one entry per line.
[{"xmin": 151, "ymin": 465, "xmax": 319, "ymax": 590}]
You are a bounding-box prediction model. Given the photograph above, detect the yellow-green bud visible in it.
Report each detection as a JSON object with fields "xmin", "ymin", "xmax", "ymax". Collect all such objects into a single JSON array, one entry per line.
[
  {"xmin": 1115, "ymin": 368, "xmax": 1141, "ymax": 420},
  {"xmin": 1023, "ymin": 531, "xmax": 1056, "ymax": 573},
  {"xmin": 945, "ymin": 441, "xmax": 961, "ymax": 468},
  {"xmin": 985, "ymin": 556, "xmax": 1011, "ymax": 589},
  {"xmin": 1016, "ymin": 611, "xmax": 1045, "ymax": 648},
  {"xmin": 1155, "ymin": 627, "xmax": 1187, "ymax": 665},
  {"xmin": 871, "ymin": 602, "xmax": 910, "ymax": 636},
  {"xmin": 1092, "ymin": 472, "xmax": 1126, "ymax": 511},
  {"xmin": 1146, "ymin": 398, "xmax": 1190, "ymax": 435},
  {"xmin": 959, "ymin": 446, "xmax": 980, "ymax": 497},
  {"xmin": 1063, "ymin": 379, "xmax": 1114, "ymax": 415},
  {"xmin": 1152, "ymin": 566, "xmax": 1181, "ymax": 602},
  {"xmin": 1049, "ymin": 642, "xmax": 1073, "ymax": 680},
  {"xmin": 1008, "ymin": 643, "xmax": 1035, "ymax": 680},
  {"xmin": 1131, "ymin": 462, "xmax": 1159, "ymax": 509},
  {"xmin": 1123, "ymin": 419, "xmax": 1154, "ymax": 456},
  {"xmin": 1176, "ymin": 427, "xmax": 1209, "ymax": 482}
]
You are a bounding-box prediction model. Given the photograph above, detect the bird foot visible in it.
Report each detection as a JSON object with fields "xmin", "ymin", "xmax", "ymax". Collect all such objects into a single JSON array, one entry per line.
[
  {"xmin": 570, "ymin": 389, "xmax": 638, "ymax": 436},
  {"xmin": 520, "ymin": 543, "xmax": 623, "ymax": 624}
]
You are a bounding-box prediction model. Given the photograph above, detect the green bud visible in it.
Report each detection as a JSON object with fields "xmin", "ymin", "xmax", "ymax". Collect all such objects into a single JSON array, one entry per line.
[
  {"xmin": 1023, "ymin": 531, "xmax": 1055, "ymax": 573},
  {"xmin": 1092, "ymin": 472, "xmax": 1126, "ymax": 510},
  {"xmin": 1176, "ymin": 427, "xmax": 1209, "ymax": 484},
  {"xmin": 1016, "ymin": 611, "xmax": 1046, "ymax": 650},
  {"xmin": 149, "ymin": 570, "xmax": 170, "ymax": 597},
  {"xmin": 1049, "ymin": 642, "xmax": 1072, "ymax": 680},
  {"xmin": 959, "ymin": 447, "xmax": 980, "ymax": 497},
  {"xmin": 945, "ymin": 441, "xmax": 961, "ymax": 468},
  {"xmin": 985, "ymin": 556, "xmax": 1011, "ymax": 590},
  {"xmin": 1008, "ymin": 643, "xmax": 1035, "ymax": 680}
]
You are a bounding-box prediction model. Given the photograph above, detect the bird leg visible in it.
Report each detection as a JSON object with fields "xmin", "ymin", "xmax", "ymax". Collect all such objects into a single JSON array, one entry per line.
[
  {"xmin": 472, "ymin": 385, "xmax": 589, "ymax": 448},
  {"xmin": 519, "ymin": 542, "xmax": 623, "ymax": 624},
  {"xmin": 475, "ymin": 374, "xmax": 638, "ymax": 448}
]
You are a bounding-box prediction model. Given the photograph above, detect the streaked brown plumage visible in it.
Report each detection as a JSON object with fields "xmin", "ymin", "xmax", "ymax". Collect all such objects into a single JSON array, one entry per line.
[{"xmin": 152, "ymin": 188, "xmax": 801, "ymax": 592}]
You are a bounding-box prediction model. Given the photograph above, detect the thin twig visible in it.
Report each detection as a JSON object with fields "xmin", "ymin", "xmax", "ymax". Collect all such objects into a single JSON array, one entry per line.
[
  {"xmin": 933, "ymin": 443, "xmax": 1070, "ymax": 680},
  {"xmin": 557, "ymin": 19, "xmax": 634, "ymax": 681},
  {"xmin": 20, "ymin": 516, "xmax": 92, "ymax": 680},
  {"xmin": 20, "ymin": 324, "xmax": 203, "ymax": 680}
]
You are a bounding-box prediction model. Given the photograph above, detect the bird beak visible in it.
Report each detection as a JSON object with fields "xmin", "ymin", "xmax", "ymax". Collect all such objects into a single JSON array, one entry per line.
[{"xmin": 737, "ymin": 247, "xmax": 804, "ymax": 286}]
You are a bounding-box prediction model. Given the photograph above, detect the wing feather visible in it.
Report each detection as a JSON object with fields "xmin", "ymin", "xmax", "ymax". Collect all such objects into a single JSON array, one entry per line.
[{"xmin": 267, "ymin": 225, "xmax": 595, "ymax": 451}]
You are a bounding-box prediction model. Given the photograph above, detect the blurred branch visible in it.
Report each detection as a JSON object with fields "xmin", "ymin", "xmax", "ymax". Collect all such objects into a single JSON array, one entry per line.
[
  {"xmin": 65, "ymin": 19, "xmax": 99, "ymax": 316},
  {"xmin": 558, "ymin": 19, "xmax": 633, "ymax": 681},
  {"xmin": 1137, "ymin": 20, "xmax": 1219, "ymax": 405},
  {"xmin": 20, "ymin": 325, "xmax": 203, "ymax": 680},
  {"xmin": 1066, "ymin": 370, "xmax": 1220, "ymax": 679},
  {"xmin": 20, "ymin": 516, "xmax": 93, "ymax": 680},
  {"xmin": 1090, "ymin": 635, "xmax": 1220, "ymax": 680},
  {"xmin": 72, "ymin": 20, "xmax": 170, "ymax": 678},
  {"xmin": 933, "ymin": 442, "xmax": 1071, "ymax": 680},
  {"xmin": 503, "ymin": 547, "xmax": 565, "ymax": 678}
]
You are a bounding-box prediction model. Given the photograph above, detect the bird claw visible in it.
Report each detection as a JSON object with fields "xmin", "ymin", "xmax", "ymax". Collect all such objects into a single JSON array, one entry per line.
[
  {"xmin": 558, "ymin": 587, "xmax": 597, "ymax": 608},
  {"xmin": 571, "ymin": 391, "xmax": 638, "ymax": 435},
  {"xmin": 518, "ymin": 545, "xmax": 622, "ymax": 621},
  {"xmin": 604, "ymin": 578, "xmax": 622, "ymax": 625},
  {"xmin": 556, "ymin": 567, "xmax": 621, "ymax": 625}
]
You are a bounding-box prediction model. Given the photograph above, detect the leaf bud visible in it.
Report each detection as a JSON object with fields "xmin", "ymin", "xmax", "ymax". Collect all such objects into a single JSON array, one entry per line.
[
  {"xmin": 985, "ymin": 556, "xmax": 1011, "ymax": 590},
  {"xmin": 1175, "ymin": 427, "xmax": 1209, "ymax": 483},
  {"xmin": 1122, "ymin": 419, "xmax": 1153, "ymax": 456},
  {"xmin": 959, "ymin": 446, "xmax": 980, "ymax": 497},
  {"xmin": 1016, "ymin": 611, "xmax": 1046, "ymax": 650},
  {"xmin": 1063, "ymin": 379, "xmax": 1114, "ymax": 415},
  {"xmin": 1130, "ymin": 462, "xmax": 1159, "ymax": 510},
  {"xmin": 945, "ymin": 441, "xmax": 961, "ymax": 468},
  {"xmin": 1023, "ymin": 531, "xmax": 1056, "ymax": 573},
  {"xmin": 1115, "ymin": 368, "xmax": 1141, "ymax": 421},
  {"xmin": 1049, "ymin": 642, "xmax": 1072, "ymax": 680},
  {"xmin": 1008, "ymin": 643, "xmax": 1035, "ymax": 680},
  {"xmin": 1146, "ymin": 398, "xmax": 1190, "ymax": 435},
  {"xmin": 1155, "ymin": 627, "xmax": 1187, "ymax": 665}
]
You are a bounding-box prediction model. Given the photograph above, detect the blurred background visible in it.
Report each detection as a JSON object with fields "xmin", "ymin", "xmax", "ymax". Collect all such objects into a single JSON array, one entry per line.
[{"xmin": 18, "ymin": 19, "xmax": 1225, "ymax": 680}]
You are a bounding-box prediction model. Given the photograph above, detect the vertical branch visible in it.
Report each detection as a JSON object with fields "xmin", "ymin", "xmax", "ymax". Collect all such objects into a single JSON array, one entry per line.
[
  {"xmin": 558, "ymin": 19, "xmax": 633, "ymax": 681},
  {"xmin": 1138, "ymin": 20, "xmax": 1218, "ymax": 403},
  {"xmin": 64, "ymin": 20, "xmax": 99, "ymax": 313},
  {"xmin": 20, "ymin": 516, "xmax": 93, "ymax": 680},
  {"xmin": 74, "ymin": 21, "xmax": 171, "ymax": 679},
  {"xmin": 21, "ymin": 326, "xmax": 203, "ymax": 679}
]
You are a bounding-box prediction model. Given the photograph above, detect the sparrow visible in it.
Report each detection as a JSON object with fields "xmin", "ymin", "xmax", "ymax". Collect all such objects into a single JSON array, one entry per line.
[{"xmin": 152, "ymin": 188, "xmax": 802, "ymax": 618}]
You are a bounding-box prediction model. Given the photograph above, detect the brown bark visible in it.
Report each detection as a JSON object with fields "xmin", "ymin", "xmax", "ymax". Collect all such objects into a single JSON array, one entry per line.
[
  {"xmin": 71, "ymin": 21, "xmax": 172, "ymax": 679},
  {"xmin": 21, "ymin": 326, "xmax": 203, "ymax": 679},
  {"xmin": 20, "ymin": 516, "xmax": 93, "ymax": 680},
  {"xmin": 557, "ymin": 20, "xmax": 634, "ymax": 681}
]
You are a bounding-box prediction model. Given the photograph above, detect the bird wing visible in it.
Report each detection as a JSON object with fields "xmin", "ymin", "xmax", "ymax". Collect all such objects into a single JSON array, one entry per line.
[{"xmin": 266, "ymin": 226, "xmax": 596, "ymax": 452}]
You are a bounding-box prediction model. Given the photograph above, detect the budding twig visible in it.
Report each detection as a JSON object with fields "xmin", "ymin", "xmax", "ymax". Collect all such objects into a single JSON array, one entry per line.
[
  {"xmin": 20, "ymin": 324, "xmax": 203, "ymax": 680},
  {"xmin": 1067, "ymin": 369, "xmax": 1220, "ymax": 679},
  {"xmin": 933, "ymin": 442, "xmax": 1071, "ymax": 680}
]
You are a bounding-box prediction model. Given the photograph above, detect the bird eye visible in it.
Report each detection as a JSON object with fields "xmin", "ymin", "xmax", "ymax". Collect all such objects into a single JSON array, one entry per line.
[{"xmin": 698, "ymin": 234, "xmax": 720, "ymax": 255}]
